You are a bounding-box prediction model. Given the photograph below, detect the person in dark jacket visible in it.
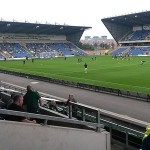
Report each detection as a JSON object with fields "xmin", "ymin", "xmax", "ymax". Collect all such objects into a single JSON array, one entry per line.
[
  {"xmin": 142, "ymin": 134, "xmax": 150, "ymax": 150},
  {"xmin": 23, "ymin": 85, "xmax": 43, "ymax": 113},
  {"xmin": 7, "ymin": 95, "xmax": 36, "ymax": 123},
  {"xmin": 142, "ymin": 125, "xmax": 150, "ymax": 150}
]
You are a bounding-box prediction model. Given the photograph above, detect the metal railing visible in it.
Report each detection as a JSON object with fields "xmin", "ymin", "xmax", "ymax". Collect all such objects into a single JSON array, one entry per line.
[
  {"xmin": 0, "ymin": 109, "xmax": 103, "ymax": 132},
  {"xmin": 0, "ymin": 81, "xmax": 146, "ymax": 149},
  {"xmin": 0, "ymin": 81, "xmax": 65, "ymax": 101}
]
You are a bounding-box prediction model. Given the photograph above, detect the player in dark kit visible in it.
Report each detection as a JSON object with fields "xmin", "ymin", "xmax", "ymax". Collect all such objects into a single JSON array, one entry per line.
[
  {"xmin": 84, "ymin": 63, "xmax": 88, "ymax": 73},
  {"xmin": 23, "ymin": 60, "xmax": 25, "ymax": 65},
  {"xmin": 32, "ymin": 58, "xmax": 34, "ymax": 63},
  {"xmin": 141, "ymin": 60, "xmax": 145, "ymax": 65}
]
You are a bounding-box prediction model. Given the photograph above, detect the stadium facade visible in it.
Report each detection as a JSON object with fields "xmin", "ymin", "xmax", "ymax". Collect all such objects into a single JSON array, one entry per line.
[
  {"xmin": 102, "ymin": 11, "xmax": 150, "ymax": 56},
  {"xmin": 80, "ymin": 37, "xmax": 117, "ymax": 49},
  {"xmin": 0, "ymin": 21, "xmax": 91, "ymax": 59}
]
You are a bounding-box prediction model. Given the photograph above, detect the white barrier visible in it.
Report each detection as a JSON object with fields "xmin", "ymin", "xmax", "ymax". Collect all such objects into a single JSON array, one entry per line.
[{"xmin": 0, "ymin": 120, "xmax": 110, "ymax": 150}]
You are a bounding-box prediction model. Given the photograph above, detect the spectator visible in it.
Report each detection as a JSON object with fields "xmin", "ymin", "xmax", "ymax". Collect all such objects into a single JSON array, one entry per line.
[
  {"xmin": 0, "ymin": 93, "xmax": 15, "ymax": 108},
  {"xmin": 23, "ymin": 85, "xmax": 43, "ymax": 113},
  {"xmin": 49, "ymin": 100, "xmax": 58, "ymax": 112},
  {"xmin": 66, "ymin": 94, "xmax": 77, "ymax": 105},
  {"xmin": 0, "ymin": 96, "xmax": 6, "ymax": 109},
  {"xmin": 6, "ymin": 95, "xmax": 36, "ymax": 123},
  {"xmin": 6, "ymin": 93, "xmax": 15, "ymax": 108},
  {"xmin": 66, "ymin": 94, "xmax": 78, "ymax": 117},
  {"xmin": 142, "ymin": 125, "xmax": 150, "ymax": 150}
]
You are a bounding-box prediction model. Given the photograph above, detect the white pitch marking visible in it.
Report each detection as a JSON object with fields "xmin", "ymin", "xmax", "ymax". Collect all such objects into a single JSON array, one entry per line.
[{"xmin": 30, "ymin": 82, "xmax": 39, "ymax": 84}]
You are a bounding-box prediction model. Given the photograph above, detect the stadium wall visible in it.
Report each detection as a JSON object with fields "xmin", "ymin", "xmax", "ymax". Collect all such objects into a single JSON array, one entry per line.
[{"xmin": 0, "ymin": 120, "xmax": 110, "ymax": 150}]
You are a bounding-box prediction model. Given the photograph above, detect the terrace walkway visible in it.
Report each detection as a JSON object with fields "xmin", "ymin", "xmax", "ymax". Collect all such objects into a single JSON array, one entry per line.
[{"xmin": 0, "ymin": 73, "xmax": 150, "ymax": 122}]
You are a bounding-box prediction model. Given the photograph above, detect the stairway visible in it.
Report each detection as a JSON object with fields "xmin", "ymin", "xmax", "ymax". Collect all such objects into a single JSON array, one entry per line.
[
  {"xmin": 19, "ymin": 42, "xmax": 34, "ymax": 56},
  {"xmin": 122, "ymin": 47, "xmax": 131, "ymax": 54},
  {"xmin": 0, "ymin": 51, "xmax": 12, "ymax": 59}
]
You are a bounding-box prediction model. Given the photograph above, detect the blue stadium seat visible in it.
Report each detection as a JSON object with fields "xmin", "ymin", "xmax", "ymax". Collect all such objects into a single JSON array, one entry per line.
[{"xmin": 111, "ymin": 47, "xmax": 127, "ymax": 55}]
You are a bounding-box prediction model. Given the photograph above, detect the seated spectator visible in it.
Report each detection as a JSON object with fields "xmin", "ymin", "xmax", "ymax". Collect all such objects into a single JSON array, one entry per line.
[
  {"xmin": 0, "ymin": 96, "xmax": 6, "ymax": 109},
  {"xmin": 49, "ymin": 100, "xmax": 59, "ymax": 112},
  {"xmin": 6, "ymin": 93, "xmax": 15, "ymax": 108},
  {"xmin": 6, "ymin": 95, "xmax": 36, "ymax": 123}
]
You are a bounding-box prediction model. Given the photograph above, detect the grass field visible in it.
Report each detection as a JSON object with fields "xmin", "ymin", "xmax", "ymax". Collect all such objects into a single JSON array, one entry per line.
[{"xmin": 0, "ymin": 56, "xmax": 150, "ymax": 94}]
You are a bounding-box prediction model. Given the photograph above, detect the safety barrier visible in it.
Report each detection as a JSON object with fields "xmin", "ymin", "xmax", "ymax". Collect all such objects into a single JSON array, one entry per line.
[
  {"xmin": 0, "ymin": 69, "xmax": 150, "ymax": 102},
  {"xmin": 0, "ymin": 109, "xmax": 103, "ymax": 131},
  {"xmin": 0, "ymin": 83, "xmax": 146, "ymax": 149}
]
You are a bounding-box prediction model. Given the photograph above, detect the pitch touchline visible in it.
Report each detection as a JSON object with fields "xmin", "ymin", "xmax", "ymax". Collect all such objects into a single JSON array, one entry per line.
[
  {"xmin": 51, "ymin": 73, "xmax": 150, "ymax": 90},
  {"xmin": 0, "ymin": 65, "xmax": 150, "ymax": 90},
  {"xmin": 52, "ymin": 61, "xmax": 150, "ymax": 75}
]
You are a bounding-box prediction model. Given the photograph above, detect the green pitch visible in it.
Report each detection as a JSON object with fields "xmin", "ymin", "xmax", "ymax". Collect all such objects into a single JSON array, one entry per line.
[{"xmin": 0, "ymin": 56, "xmax": 150, "ymax": 94}]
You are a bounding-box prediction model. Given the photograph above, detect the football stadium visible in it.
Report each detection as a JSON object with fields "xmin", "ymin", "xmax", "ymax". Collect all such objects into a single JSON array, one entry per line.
[
  {"xmin": 1, "ymin": 10, "xmax": 150, "ymax": 150},
  {"xmin": 1, "ymin": 12, "xmax": 150, "ymax": 94}
]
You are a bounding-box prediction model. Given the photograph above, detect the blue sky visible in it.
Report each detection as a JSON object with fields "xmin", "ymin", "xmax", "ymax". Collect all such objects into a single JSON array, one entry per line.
[{"xmin": 0, "ymin": 0, "xmax": 150, "ymax": 38}]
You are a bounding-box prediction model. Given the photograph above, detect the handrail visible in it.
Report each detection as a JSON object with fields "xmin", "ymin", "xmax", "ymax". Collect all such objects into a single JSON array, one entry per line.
[
  {"xmin": 0, "ymin": 81, "xmax": 66, "ymax": 101},
  {"xmin": 0, "ymin": 109, "xmax": 103, "ymax": 131},
  {"xmin": 0, "ymin": 81, "xmax": 145, "ymax": 149},
  {"xmin": 0, "ymin": 82, "xmax": 149, "ymax": 128}
]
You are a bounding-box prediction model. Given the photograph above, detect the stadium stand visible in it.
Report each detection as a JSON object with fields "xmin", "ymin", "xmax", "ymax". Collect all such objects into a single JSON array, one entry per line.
[
  {"xmin": 0, "ymin": 53, "xmax": 4, "ymax": 59},
  {"xmin": 102, "ymin": 11, "xmax": 150, "ymax": 56},
  {"xmin": 111, "ymin": 47, "xmax": 127, "ymax": 55},
  {"xmin": 47, "ymin": 43, "xmax": 73, "ymax": 55},
  {"xmin": 0, "ymin": 21, "xmax": 90, "ymax": 59},
  {"xmin": 0, "ymin": 41, "xmax": 87, "ymax": 59},
  {"xmin": 129, "ymin": 47, "xmax": 144, "ymax": 55},
  {"xmin": 0, "ymin": 43, "xmax": 32, "ymax": 58},
  {"xmin": 123, "ymin": 30, "xmax": 150, "ymax": 41},
  {"xmin": 0, "ymin": 41, "xmax": 87, "ymax": 58},
  {"xmin": 111, "ymin": 46, "xmax": 150, "ymax": 56}
]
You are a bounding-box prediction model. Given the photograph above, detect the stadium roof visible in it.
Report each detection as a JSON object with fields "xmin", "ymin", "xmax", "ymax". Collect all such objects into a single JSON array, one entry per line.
[
  {"xmin": 102, "ymin": 11, "xmax": 150, "ymax": 26},
  {"xmin": 0, "ymin": 21, "xmax": 91, "ymax": 35},
  {"xmin": 101, "ymin": 11, "xmax": 150, "ymax": 42}
]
